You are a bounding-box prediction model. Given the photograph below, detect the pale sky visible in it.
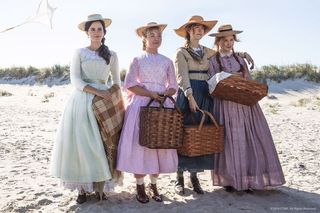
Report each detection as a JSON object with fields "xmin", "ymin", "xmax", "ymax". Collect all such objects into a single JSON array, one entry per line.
[{"xmin": 0, "ymin": 0, "xmax": 319, "ymax": 70}]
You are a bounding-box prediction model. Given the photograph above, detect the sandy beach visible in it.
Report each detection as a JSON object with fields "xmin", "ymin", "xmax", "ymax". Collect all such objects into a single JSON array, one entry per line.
[{"xmin": 0, "ymin": 79, "xmax": 319, "ymax": 212}]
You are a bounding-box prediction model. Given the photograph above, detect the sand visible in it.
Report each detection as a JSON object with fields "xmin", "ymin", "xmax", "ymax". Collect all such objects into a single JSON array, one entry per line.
[{"xmin": 0, "ymin": 79, "xmax": 319, "ymax": 212}]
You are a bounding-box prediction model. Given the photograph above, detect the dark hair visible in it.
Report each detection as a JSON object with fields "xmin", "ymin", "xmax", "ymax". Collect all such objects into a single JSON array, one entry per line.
[
  {"xmin": 85, "ymin": 20, "xmax": 111, "ymax": 65},
  {"xmin": 184, "ymin": 23, "xmax": 208, "ymax": 48}
]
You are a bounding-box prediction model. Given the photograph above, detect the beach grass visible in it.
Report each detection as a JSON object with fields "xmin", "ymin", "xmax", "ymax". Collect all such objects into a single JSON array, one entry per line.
[
  {"xmin": 0, "ymin": 89, "xmax": 13, "ymax": 96},
  {"xmin": 1, "ymin": 63, "xmax": 319, "ymax": 85},
  {"xmin": 251, "ymin": 64, "xmax": 320, "ymax": 83}
]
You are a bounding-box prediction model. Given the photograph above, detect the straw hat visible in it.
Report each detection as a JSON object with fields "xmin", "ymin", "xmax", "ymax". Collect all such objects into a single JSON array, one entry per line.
[
  {"xmin": 136, "ymin": 22, "xmax": 167, "ymax": 37},
  {"xmin": 174, "ymin": 15, "xmax": 217, "ymax": 38},
  {"xmin": 78, "ymin": 14, "xmax": 112, "ymax": 31},
  {"xmin": 209, "ymin": 24, "xmax": 242, "ymax": 37}
]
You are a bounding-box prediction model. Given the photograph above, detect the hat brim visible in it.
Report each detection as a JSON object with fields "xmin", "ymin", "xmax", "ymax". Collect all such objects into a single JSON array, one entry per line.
[
  {"xmin": 78, "ymin": 18, "xmax": 112, "ymax": 31},
  {"xmin": 174, "ymin": 20, "xmax": 217, "ymax": 38},
  {"xmin": 208, "ymin": 30, "xmax": 243, "ymax": 37},
  {"xmin": 136, "ymin": 24, "xmax": 167, "ymax": 37}
]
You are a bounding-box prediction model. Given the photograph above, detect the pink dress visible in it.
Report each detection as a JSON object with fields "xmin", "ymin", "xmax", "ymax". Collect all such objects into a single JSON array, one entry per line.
[{"xmin": 116, "ymin": 52, "xmax": 178, "ymax": 174}]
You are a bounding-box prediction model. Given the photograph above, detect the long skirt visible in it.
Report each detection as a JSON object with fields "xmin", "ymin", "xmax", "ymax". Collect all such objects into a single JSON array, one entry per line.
[
  {"xmin": 116, "ymin": 84, "xmax": 178, "ymax": 174},
  {"xmin": 176, "ymin": 79, "xmax": 215, "ymax": 172},
  {"xmin": 211, "ymin": 99, "xmax": 285, "ymax": 190},
  {"xmin": 50, "ymin": 83, "xmax": 113, "ymax": 192}
]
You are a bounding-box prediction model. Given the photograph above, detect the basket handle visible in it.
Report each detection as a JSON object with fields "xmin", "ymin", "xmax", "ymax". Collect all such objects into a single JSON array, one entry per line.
[
  {"xmin": 163, "ymin": 95, "xmax": 183, "ymax": 113},
  {"xmin": 146, "ymin": 98, "xmax": 161, "ymax": 107},
  {"xmin": 198, "ymin": 109, "xmax": 219, "ymax": 130},
  {"xmin": 146, "ymin": 95, "xmax": 182, "ymax": 113}
]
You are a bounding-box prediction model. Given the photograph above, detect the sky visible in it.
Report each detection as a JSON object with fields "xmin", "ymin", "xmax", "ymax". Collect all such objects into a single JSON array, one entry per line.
[{"xmin": 0, "ymin": 0, "xmax": 319, "ymax": 70}]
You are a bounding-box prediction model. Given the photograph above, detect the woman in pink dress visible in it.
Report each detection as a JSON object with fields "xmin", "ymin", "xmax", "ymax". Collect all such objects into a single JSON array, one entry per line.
[
  {"xmin": 208, "ymin": 24, "xmax": 285, "ymax": 192},
  {"xmin": 116, "ymin": 22, "xmax": 178, "ymax": 203}
]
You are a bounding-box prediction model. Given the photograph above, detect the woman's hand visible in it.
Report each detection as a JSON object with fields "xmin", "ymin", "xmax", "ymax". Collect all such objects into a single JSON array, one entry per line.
[
  {"xmin": 83, "ymin": 85, "xmax": 111, "ymax": 100},
  {"xmin": 234, "ymin": 72, "xmax": 243, "ymax": 77},
  {"xmin": 163, "ymin": 88, "xmax": 176, "ymax": 97},
  {"xmin": 243, "ymin": 52, "xmax": 254, "ymax": 70},
  {"xmin": 243, "ymin": 71, "xmax": 250, "ymax": 80},
  {"xmin": 188, "ymin": 95, "xmax": 199, "ymax": 112},
  {"xmin": 97, "ymin": 90, "xmax": 112, "ymax": 100},
  {"xmin": 234, "ymin": 71, "xmax": 250, "ymax": 80},
  {"xmin": 149, "ymin": 91, "xmax": 165, "ymax": 102},
  {"xmin": 237, "ymin": 52, "xmax": 254, "ymax": 70}
]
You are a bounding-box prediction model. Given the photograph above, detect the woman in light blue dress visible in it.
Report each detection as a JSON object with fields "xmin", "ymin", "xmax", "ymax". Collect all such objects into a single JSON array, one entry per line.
[{"xmin": 50, "ymin": 14, "xmax": 120, "ymax": 204}]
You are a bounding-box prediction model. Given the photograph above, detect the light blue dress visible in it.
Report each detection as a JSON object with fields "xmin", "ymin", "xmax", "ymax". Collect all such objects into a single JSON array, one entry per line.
[{"xmin": 50, "ymin": 48, "xmax": 120, "ymax": 192}]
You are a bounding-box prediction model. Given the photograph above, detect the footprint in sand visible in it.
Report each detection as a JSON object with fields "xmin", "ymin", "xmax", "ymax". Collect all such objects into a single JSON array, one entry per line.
[
  {"xmin": 34, "ymin": 192, "xmax": 45, "ymax": 197},
  {"xmin": 52, "ymin": 193, "xmax": 62, "ymax": 198},
  {"xmin": 16, "ymin": 195, "xmax": 26, "ymax": 201}
]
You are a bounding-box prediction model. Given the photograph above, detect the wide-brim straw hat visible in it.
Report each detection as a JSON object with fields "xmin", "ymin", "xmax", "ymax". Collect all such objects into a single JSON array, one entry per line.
[
  {"xmin": 209, "ymin": 24, "xmax": 242, "ymax": 37},
  {"xmin": 136, "ymin": 22, "xmax": 167, "ymax": 37},
  {"xmin": 174, "ymin": 15, "xmax": 217, "ymax": 38},
  {"xmin": 78, "ymin": 14, "xmax": 112, "ymax": 31}
]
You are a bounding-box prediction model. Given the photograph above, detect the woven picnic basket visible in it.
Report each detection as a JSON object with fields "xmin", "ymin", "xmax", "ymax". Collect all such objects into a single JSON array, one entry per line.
[
  {"xmin": 139, "ymin": 96, "xmax": 184, "ymax": 149},
  {"xmin": 178, "ymin": 110, "xmax": 224, "ymax": 157},
  {"xmin": 211, "ymin": 74, "xmax": 268, "ymax": 106}
]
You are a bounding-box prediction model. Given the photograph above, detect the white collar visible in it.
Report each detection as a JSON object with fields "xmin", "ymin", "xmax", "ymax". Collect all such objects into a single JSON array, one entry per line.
[
  {"xmin": 192, "ymin": 47, "xmax": 201, "ymax": 51},
  {"xmin": 191, "ymin": 45, "xmax": 204, "ymax": 51},
  {"xmin": 219, "ymin": 51, "xmax": 233, "ymax": 57}
]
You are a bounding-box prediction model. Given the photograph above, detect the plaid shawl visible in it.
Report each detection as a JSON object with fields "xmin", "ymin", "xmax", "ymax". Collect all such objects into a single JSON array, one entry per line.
[{"xmin": 92, "ymin": 84, "xmax": 125, "ymax": 185}]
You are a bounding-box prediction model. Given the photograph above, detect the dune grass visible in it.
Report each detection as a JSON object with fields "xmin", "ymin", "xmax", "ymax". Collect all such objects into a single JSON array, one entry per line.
[
  {"xmin": 267, "ymin": 103, "xmax": 281, "ymax": 114},
  {"xmin": 0, "ymin": 63, "xmax": 319, "ymax": 85},
  {"xmin": 0, "ymin": 89, "xmax": 13, "ymax": 96},
  {"xmin": 0, "ymin": 65, "xmax": 70, "ymax": 83},
  {"xmin": 251, "ymin": 64, "xmax": 320, "ymax": 83}
]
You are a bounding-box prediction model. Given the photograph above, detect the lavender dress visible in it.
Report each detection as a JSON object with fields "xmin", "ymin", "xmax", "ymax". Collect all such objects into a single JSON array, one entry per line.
[
  {"xmin": 209, "ymin": 53, "xmax": 285, "ymax": 190},
  {"xmin": 116, "ymin": 52, "xmax": 178, "ymax": 174}
]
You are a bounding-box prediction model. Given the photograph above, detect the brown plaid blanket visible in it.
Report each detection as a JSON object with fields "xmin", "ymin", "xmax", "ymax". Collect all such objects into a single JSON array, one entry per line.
[{"xmin": 92, "ymin": 84, "xmax": 125, "ymax": 184}]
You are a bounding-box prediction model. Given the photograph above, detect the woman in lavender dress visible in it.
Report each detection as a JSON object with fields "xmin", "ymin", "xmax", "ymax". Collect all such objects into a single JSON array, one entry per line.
[
  {"xmin": 116, "ymin": 22, "xmax": 178, "ymax": 203},
  {"xmin": 208, "ymin": 24, "xmax": 285, "ymax": 192}
]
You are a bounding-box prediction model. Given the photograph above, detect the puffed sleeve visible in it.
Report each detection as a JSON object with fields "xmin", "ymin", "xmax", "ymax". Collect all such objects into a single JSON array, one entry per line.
[
  {"xmin": 124, "ymin": 57, "xmax": 141, "ymax": 90},
  {"xmin": 110, "ymin": 51, "xmax": 121, "ymax": 86},
  {"xmin": 175, "ymin": 48, "xmax": 192, "ymax": 97},
  {"xmin": 236, "ymin": 55, "xmax": 252, "ymax": 79},
  {"xmin": 236, "ymin": 55, "xmax": 246, "ymax": 66},
  {"xmin": 166, "ymin": 60, "xmax": 178, "ymax": 91},
  {"xmin": 70, "ymin": 49, "xmax": 88, "ymax": 91},
  {"xmin": 208, "ymin": 56, "xmax": 220, "ymax": 77}
]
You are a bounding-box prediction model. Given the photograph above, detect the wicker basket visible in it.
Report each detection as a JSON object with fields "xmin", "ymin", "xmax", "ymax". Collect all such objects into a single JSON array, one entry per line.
[
  {"xmin": 211, "ymin": 74, "xmax": 268, "ymax": 106},
  {"xmin": 139, "ymin": 96, "xmax": 184, "ymax": 149},
  {"xmin": 178, "ymin": 110, "xmax": 224, "ymax": 157}
]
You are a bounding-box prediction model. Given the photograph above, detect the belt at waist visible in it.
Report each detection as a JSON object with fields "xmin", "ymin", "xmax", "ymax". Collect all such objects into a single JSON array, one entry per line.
[
  {"xmin": 83, "ymin": 79, "xmax": 107, "ymax": 84},
  {"xmin": 189, "ymin": 70, "xmax": 208, "ymax": 74},
  {"xmin": 189, "ymin": 73, "xmax": 210, "ymax": 80}
]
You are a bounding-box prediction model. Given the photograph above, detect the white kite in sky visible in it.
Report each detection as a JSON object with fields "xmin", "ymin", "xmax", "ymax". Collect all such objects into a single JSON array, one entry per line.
[{"xmin": 0, "ymin": 0, "xmax": 57, "ymax": 33}]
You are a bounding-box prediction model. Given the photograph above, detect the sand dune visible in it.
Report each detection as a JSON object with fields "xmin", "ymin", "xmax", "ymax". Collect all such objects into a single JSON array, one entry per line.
[{"xmin": 0, "ymin": 80, "xmax": 319, "ymax": 212}]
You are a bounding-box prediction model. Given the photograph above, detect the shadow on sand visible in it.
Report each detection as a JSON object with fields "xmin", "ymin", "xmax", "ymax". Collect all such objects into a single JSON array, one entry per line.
[{"xmin": 67, "ymin": 186, "xmax": 320, "ymax": 213}]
